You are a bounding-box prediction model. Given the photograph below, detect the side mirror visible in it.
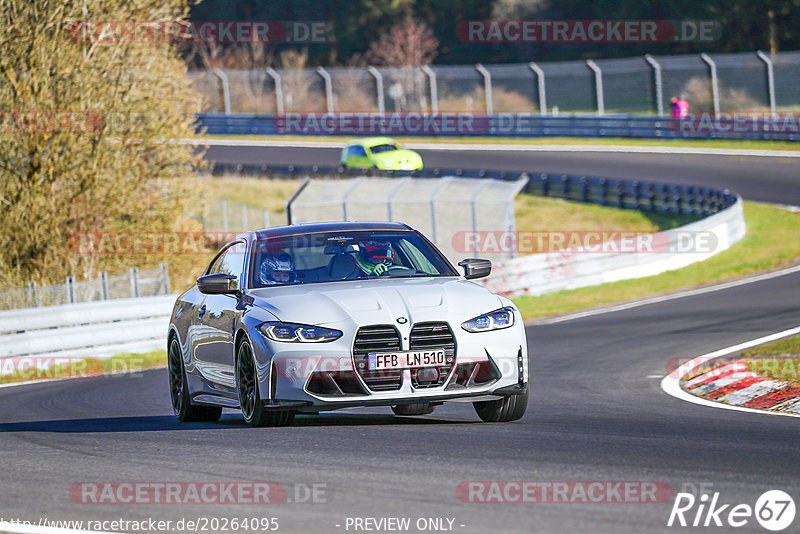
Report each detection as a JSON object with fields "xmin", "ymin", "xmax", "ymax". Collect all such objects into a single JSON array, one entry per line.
[
  {"xmin": 458, "ymin": 258, "xmax": 492, "ymax": 280},
  {"xmin": 197, "ymin": 273, "xmax": 238, "ymax": 295}
]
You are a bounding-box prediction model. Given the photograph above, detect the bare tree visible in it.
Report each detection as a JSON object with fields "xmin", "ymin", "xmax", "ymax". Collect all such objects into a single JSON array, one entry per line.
[{"xmin": 366, "ymin": 15, "xmax": 438, "ymax": 67}]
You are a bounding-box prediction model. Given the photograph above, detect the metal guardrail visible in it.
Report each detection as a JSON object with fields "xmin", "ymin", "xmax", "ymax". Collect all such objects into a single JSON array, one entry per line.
[
  {"xmin": 196, "ymin": 112, "xmax": 800, "ymax": 141},
  {"xmin": 0, "ymin": 295, "xmax": 175, "ymax": 362}
]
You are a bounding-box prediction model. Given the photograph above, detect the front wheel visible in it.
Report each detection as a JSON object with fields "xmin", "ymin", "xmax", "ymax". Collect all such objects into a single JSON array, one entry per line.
[
  {"xmin": 236, "ymin": 339, "xmax": 295, "ymax": 427},
  {"xmin": 473, "ymin": 389, "xmax": 528, "ymax": 422},
  {"xmin": 168, "ymin": 337, "xmax": 222, "ymax": 422}
]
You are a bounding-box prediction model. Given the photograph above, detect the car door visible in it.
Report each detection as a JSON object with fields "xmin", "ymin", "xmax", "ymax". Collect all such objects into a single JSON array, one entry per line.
[
  {"xmin": 348, "ymin": 144, "xmax": 372, "ymax": 168},
  {"xmin": 192, "ymin": 240, "xmax": 247, "ymax": 394}
]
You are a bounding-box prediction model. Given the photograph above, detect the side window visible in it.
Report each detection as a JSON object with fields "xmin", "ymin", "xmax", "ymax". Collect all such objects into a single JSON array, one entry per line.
[
  {"xmin": 206, "ymin": 241, "xmax": 246, "ymax": 289},
  {"xmin": 350, "ymin": 145, "xmax": 367, "ymax": 157}
]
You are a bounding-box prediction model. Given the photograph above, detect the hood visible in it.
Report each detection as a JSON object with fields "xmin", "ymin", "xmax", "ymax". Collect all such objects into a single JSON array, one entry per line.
[
  {"xmin": 372, "ymin": 149, "xmax": 422, "ymax": 169},
  {"xmin": 248, "ymin": 277, "xmax": 502, "ymax": 327}
]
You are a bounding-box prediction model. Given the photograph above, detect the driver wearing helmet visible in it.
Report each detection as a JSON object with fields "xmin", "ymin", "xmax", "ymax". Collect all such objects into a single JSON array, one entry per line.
[
  {"xmin": 355, "ymin": 241, "xmax": 394, "ymax": 276},
  {"xmin": 259, "ymin": 252, "xmax": 295, "ymax": 285}
]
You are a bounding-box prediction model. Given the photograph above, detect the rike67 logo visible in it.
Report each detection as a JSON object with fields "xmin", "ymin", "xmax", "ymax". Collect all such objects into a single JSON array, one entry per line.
[{"xmin": 667, "ymin": 490, "xmax": 795, "ymax": 531}]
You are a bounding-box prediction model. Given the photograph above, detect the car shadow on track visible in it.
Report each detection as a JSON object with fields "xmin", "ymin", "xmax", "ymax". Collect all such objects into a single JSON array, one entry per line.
[{"xmin": 0, "ymin": 413, "xmax": 478, "ymax": 433}]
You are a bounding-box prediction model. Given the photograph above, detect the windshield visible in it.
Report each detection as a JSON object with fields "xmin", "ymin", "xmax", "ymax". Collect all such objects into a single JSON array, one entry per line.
[
  {"xmin": 368, "ymin": 143, "xmax": 398, "ymax": 154},
  {"xmin": 250, "ymin": 230, "xmax": 456, "ymax": 288}
]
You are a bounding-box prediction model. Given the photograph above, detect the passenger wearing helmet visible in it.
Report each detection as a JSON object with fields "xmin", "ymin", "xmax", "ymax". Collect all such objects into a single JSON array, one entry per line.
[
  {"xmin": 355, "ymin": 241, "xmax": 394, "ymax": 276},
  {"xmin": 259, "ymin": 252, "xmax": 294, "ymax": 285}
]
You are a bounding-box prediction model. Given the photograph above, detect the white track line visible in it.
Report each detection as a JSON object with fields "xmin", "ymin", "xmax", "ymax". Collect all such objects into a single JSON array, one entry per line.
[
  {"xmin": 660, "ymin": 326, "xmax": 800, "ymax": 418},
  {"xmin": 182, "ymin": 138, "xmax": 800, "ymax": 158},
  {"xmin": 535, "ymin": 264, "xmax": 800, "ymax": 325}
]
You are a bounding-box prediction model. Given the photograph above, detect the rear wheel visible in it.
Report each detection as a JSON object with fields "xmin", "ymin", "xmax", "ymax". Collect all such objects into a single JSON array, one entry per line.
[
  {"xmin": 236, "ymin": 339, "xmax": 295, "ymax": 427},
  {"xmin": 473, "ymin": 389, "xmax": 528, "ymax": 422},
  {"xmin": 391, "ymin": 402, "xmax": 435, "ymax": 416},
  {"xmin": 168, "ymin": 337, "xmax": 222, "ymax": 422}
]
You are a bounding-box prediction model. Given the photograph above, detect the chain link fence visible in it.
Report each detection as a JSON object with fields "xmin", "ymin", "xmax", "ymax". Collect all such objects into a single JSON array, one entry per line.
[
  {"xmin": 191, "ymin": 50, "xmax": 800, "ymax": 116},
  {"xmin": 202, "ymin": 197, "xmax": 280, "ymax": 233},
  {"xmin": 0, "ymin": 265, "xmax": 170, "ymax": 311}
]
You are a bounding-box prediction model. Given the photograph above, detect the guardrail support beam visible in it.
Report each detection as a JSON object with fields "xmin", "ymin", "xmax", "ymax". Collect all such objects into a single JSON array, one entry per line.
[
  {"xmin": 585, "ymin": 60, "xmax": 605, "ymax": 116},
  {"xmin": 528, "ymin": 62, "xmax": 547, "ymax": 116},
  {"xmin": 212, "ymin": 68, "xmax": 232, "ymax": 115},
  {"xmin": 265, "ymin": 67, "xmax": 284, "ymax": 114},
  {"xmin": 421, "ymin": 65, "xmax": 438, "ymax": 113},
  {"xmin": 644, "ymin": 54, "xmax": 664, "ymax": 117},
  {"xmin": 367, "ymin": 66, "xmax": 385, "ymax": 113},
  {"xmin": 475, "ymin": 63, "xmax": 493, "ymax": 114},
  {"xmin": 700, "ymin": 53, "xmax": 720, "ymax": 115},
  {"xmin": 316, "ymin": 66, "xmax": 335, "ymax": 113},
  {"xmin": 756, "ymin": 51, "xmax": 777, "ymax": 115}
]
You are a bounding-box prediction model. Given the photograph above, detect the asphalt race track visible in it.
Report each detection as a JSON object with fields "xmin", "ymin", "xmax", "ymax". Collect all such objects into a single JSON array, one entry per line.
[{"xmin": 1, "ymin": 146, "xmax": 799, "ymax": 533}]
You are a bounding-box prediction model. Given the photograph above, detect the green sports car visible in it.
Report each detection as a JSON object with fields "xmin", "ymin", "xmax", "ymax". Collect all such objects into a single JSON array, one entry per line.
[{"xmin": 340, "ymin": 137, "xmax": 423, "ymax": 171}]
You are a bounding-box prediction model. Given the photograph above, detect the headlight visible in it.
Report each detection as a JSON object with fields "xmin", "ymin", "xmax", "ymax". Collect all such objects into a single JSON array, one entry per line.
[
  {"xmin": 259, "ymin": 322, "xmax": 343, "ymax": 343},
  {"xmin": 461, "ymin": 307, "xmax": 515, "ymax": 333}
]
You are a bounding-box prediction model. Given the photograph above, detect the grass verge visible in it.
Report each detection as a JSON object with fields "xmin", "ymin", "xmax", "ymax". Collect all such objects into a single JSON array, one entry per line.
[
  {"xmin": 740, "ymin": 335, "xmax": 800, "ymax": 385},
  {"xmin": 0, "ymin": 350, "xmax": 166, "ymax": 386},
  {"xmin": 513, "ymin": 201, "xmax": 800, "ymax": 319}
]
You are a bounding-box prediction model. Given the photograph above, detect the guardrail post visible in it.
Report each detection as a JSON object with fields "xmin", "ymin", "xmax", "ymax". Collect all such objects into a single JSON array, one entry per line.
[
  {"xmin": 100, "ymin": 272, "xmax": 108, "ymax": 300},
  {"xmin": 585, "ymin": 60, "xmax": 604, "ymax": 116},
  {"xmin": 66, "ymin": 275, "xmax": 75, "ymax": 304},
  {"xmin": 130, "ymin": 267, "xmax": 139, "ymax": 298},
  {"xmin": 28, "ymin": 281, "xmax": 38, "ymax": 307},
  {"xmin": 700, "ymin": 53, "xmax": 720, "ymax": 115},
  {"xmin": 265, "ymin": 67, "xmax": 284, "ymax": 114},
  {"xmin": 580, "ymin": 177, "xmax": 588, "ymax": 203},
  {"xmin": 159, "ymin": 263, "xmax": 170, "ymax": 294},
  {"xmin": 221, "ymin": 198, "xmax": 228, "ymax": 232},
  {"xmin": 644, "ymin": 54, "xmax": 664, "ymax": 117},
  {"xmin": 316, "ymin": 66, "xmax": 334, "ymax": 113},
  {"xmin": 367, "ymin": 66, "xmax": 385, "ymax": 113},
  {"xmin": 475, "ymin": 63, "xmax": 493, "ymax": 114},
  {"xmin": 285, "ymin": 177, "xmax": 311, "ymax": 225},
  {"xmin": 212, "ymin": 68, "xmax": 232, "ymax": 115},
  {"xmin": 528, "ymin": 62, "xmax": 547, "ymax": 115},
  {"xmin": 421, "ymin": 65, "xmax": 438, "ymax": 113},
  {"xmin": 756, "ymin": 51, "xmax": 777, "ymax": 116}
]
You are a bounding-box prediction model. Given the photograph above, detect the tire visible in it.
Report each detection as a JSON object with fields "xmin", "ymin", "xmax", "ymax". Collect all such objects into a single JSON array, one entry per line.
[
  {"xmin": 236, "ymin": 339, "xmax": 295, "ymax": 427},
  {"xmin": 391, "ymin": 402, "xmax": 435, "ymax": 416},
  {"xmin": 168, "ymin": 337, "xmax": 222, "ymax": 422},
  {"xmin": 473, "ymin": 388, "xmax": 528, "ymax": 423}
]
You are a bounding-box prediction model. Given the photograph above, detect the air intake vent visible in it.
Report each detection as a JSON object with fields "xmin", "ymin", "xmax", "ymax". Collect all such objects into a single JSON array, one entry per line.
[
  {"xmin": 352, "ymin": 325, "xmax": 402, "ymax": 391},
  {"xmin": 409, "ymin": 322, "xmax": 456, "ymax": 388}
]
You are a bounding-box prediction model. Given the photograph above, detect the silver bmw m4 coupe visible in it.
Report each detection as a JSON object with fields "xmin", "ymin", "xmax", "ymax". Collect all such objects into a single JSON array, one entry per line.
[{"xmin": 167, "ymin": 222, "xmax": 528, "ymax": 426}]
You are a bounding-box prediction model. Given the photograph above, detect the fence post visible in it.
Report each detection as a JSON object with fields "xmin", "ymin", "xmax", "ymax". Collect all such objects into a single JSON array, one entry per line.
[
  {"xmin": 341, "ymin": 178, "xmax": 364, "ymax": 221},
  {"xmin": 212, "ymin": 68, "xmax": 231, "ymax": 115},
  {"xmin": 263, "ymin": 209, "xmax": 270, "ymax": 229},
  {"xmin": 644, "ymin": 54, "xmax": 664, "ymax": 117},
  {"xmin": 265, "ymin": 67, "xmax": 284, "ymax": 114},
  {"xmin": 700, "ymin": 53, "xmax": 720, "ymax": 115},
  {"xmin": 421, "ymin": 65, "xmax": 438, "ymax": 113},
  {"xmin": 469, "ymin": 182, "xmax": 491, "ymax": 247},
  {"xmin": 66, "ymin": 275, "xmax": 75, "ymax": 304},
  {"xmin": 585, "ymin": 60, "xmax": 604, "ymax": 116},
  {"xmin": 241, "ymin": 203, "xmax": 248, "ymax": 231},
  {"xmin": 130, "ymin": 267, "xmax": 139, "ymax": 298},
  {"xmin": 100, "ymin": 272, "xmax": 108, "ymax": 300},
  {"xmin": 221, "ymin": 198, "xmax": 228, "ymax": 232},
  {"xmin": 160, "ymin": 263, "xmax": 171, "ymax": 294},
  {"xmin": 756, "ymin": 51, "xmax": 777, "ymax": 116},
  {"xmin": 285, "ymin": 177, "xmax": 311, "ymax": 225},
  {"xmin": 316, "ymin": 66, "xmax": 334, "ymax": 113},
  {"xmin": 528, "ymin": 62, "xmax": 547, "ymax": 115},
  {"xmin": 475, "ymin": 63, "xmax": 493, "ymax": 114},
  {"xmin": 429, "ymin": 178, "xmax": 452, "ymax": 244},
  {"xmin": 386, "ymin": 178, "xmax": 410, "ymax": 222},
  {"xmin": 28, "ymin": 281, "xmax": 38, "ymax": 307},
  {"xmin": 367, "ymin": 66, "xmax": 385, "ymax": 113}
]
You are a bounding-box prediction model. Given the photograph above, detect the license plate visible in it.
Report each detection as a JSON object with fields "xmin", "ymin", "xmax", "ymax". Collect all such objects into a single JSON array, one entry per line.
[{"xmin": 367, "ymin": 350, "xmax": 446, "ymax": 371}]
